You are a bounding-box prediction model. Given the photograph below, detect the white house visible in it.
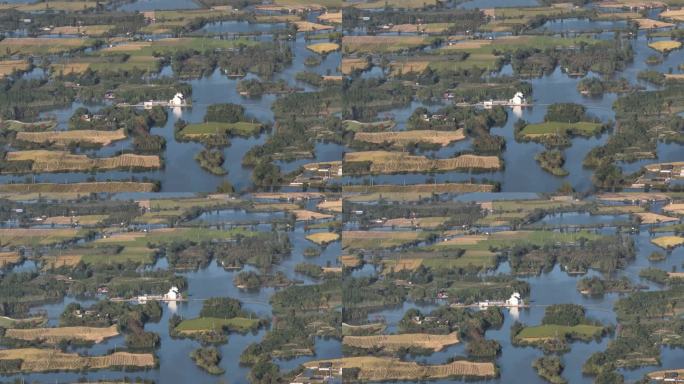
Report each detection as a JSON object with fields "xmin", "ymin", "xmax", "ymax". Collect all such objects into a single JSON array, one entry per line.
[
  {"xmin": 506, "ymin": 292, "xmax": 523, "ymax": 307},
  {"xmin": 508, "ymin": 92, "xmax": 525, "ymax": 106},
  {"xmin": 164, "ymin": 286, "xmax": 181, "ymax": 301},
  {"xmin": 169, "ymin": 92, "xmax": 185, "ymax": 107}
]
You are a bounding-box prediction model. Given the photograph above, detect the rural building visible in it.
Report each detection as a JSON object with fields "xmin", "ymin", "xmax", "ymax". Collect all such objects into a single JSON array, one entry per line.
[
  {"xmin": 169, "ymin": 92, "xmax": 186, "ymax": 107},
  {"xmin": 509, "ymin": 92, "xmax": 526, "ymax": 106},
  {"xmin": 164, "ymin": 286, "xmax": 182, "ymax": 301}
]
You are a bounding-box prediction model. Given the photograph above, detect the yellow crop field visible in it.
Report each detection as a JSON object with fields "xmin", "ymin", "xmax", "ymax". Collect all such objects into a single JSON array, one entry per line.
[
  {"xmin": 317, "ymin": 199, "xmax": 342, "ymax": 212},
  {"xmin": 354, "ymin": 130, "xmax": 465, "ymax": 147},
  {"xmin": 0, "ymin": 252, "xmax": 21, "ymax": 267},
  {"xmin": 345, "ymin": 151, "xmax": 501, "ymax": 174},
  {"xmin": 291, "ymin": 209, "xmax": 334, "ymax": 221},
  {"xmin": 303, "ymin": 356, "xmax": 496, "ymax": 381},
  {"xmin": 649, "ymin": 40, "xmax": 682, "ymax": 52},
  {"xmin": 41, "ymin": 254, "xmax": 83, "ymax": 270},
  {"xmin": 634, "ymin": 18, "xmax": 674, "ymax": 29},
  {"xmin": 0, "ymin": 228, "xmax": 83, "ymax": 247},
  {"xmin": 662, "ymin": 203, "xmax": 684, "ymax": 215},
  {"xmin": 0, "ymin": 348, "xmax": 154, "ymax": 373},
  {"xmin": 341, "ymin": 58, "xmax": 370, "ymax": 74},
  {"xmin": 306, "ymin": 232, "xmax": 340, "ymax": 245},
  {"xmin": 342, "ymin": 230, "xmax": 428, "ymax": 249},
  {"xmin": 0, "ymin": 38, "xmax": 93, "ymax": 56},
  {"xmin": 16, "ymin": 129, "xmax": 126, "ymax": 147},
  {"xmin": 294, "ymin": 21, "xmax": 334, "ymax": 32},
  {"xmin": 5, "ymin": 325, "xmax": 119, "ymax": 344},
  {"xmin": 307, "ymin": 42, "xmax": 340, "ymax": 54},
  {"xmin": 0, "ymin": 182, "xmax": 156, "ymax": 194},
  {"xmin": 652, "ymin": 236, "xmax": 684, "ymax": 249},
  {"xmin": 344, "ymin": 332, "xmax": 459, "ymax": 352},
  {"xmin": 5, "ymin": 150, "xmax": 161, "ymax": 173},
  {"xmin": 0, "ymin": 60, "xmax": 29, "ymax": 77},
  {"xmin": 633, "ymin": 212, "xmax": 679, "ymax": 224},
  {"xmin": 660, "ymin": 8, "xmax": 684, "ymax": 21},
  {"xmin": 317, "ymin": 11, "xmax": 342, "ymax": 24}
]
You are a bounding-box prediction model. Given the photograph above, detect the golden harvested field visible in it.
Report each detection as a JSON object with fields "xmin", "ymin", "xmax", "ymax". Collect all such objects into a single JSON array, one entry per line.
[
  {"xmin": 660, "ymin": 8, "xmax": 684, "ymax": 21},
  {"xmin": 51, "ymin": 25, "xmax": 115, "ymax": 36},
  {"xmin": 344, "ymin": 183, "xmax": 495, "ymax": 201},
  {"xmin": 50, "ymin": 62, "xmax": 91, "ymax": 75},
  {"xmin": 0, "ymin": 252, "xmax": 21, "ymax": 268},
  {"xmin": 652, "ymin": 236, "xmax": 684, "ymax": 249},
  {"xmin": 317, "ymin": 199, "xmax": 342, "ymax": 213},
  {"xmin": 41, "ymin": 254, "xmax": 82, "ymax": 270},
  {"xmin": 390, "ymin": 59, "xmax": 430, "ymax": 75},
  {"xmin": 354, "ymin": 130, "xmax": 465, "ymax": 147},
  {"xmin": 303, "ymin": 356, "xmax": 496, "ymax": 381},
  {"xmin": 5, "ymin": 325, "xmax": 119, "ymax": 344},
  {"xmin": 317, "ymin": 11, "xmax": 342, "ymax": 24},
  {"xmin": 0, "ymin": 38, "xmax": 92, "ymax": 56},
  {"xmin": 0, "ymin": 60, "xmax": 29, "ymax": 77},
  {"xmin": 344, "ymin": 332, "xmax": 459, "ymax": 352},
  {"xmin": 0, "ymin": 181, "xmax": 156, "ymax": 194},
  {"xmin": 5, "ymin": 150, "xmax": 161, "ymax": 173},
  {"xmin": 306, "ymin": 232, "xmax": 340, "ymax": 245},
  {"xmin": 345, "ymin": 151, "xmax": 501, "ymax": 174},
  {"xmin": 597, "ymin": 192, "xmax": 670, "ymax": 202},
  {"xmin": 649, "ymin": 40, "xmax": 682, "ymax": 52},
  {"xmin": 634, "ymin": 212, "xmax": 679, "ymax": 224},
  {"xmin": 340, "ymin": 255, "xmax": 362, "ymax": 267},
  {"xmin": 0, "ymin": 228, "xmax": 82, "ymax": 247},
  {"xmin": 0, "ymin": 348, "xmax": 154, "ymax": 373},
  {"xmin": 648, "ymin": 369, "xmax": 684, "ymax": 379},
  {"xmin": 307, "ymin": 42, "xmax": 340, "ymax": 54},
  {"xmin": 341, "ymin": 58, "xmax": 370, "ymax": 74},
  {"xmin": 634, "ymin": 18, "xmax": 674, "ymax": 29},
  {"xmin": 343, "ymin": 35, "xmax": 429, "ymax": 54},
  {"xmin": 383, "ymin": 258, "xmax": 424, "ymax": 272},
  {"xmin": 663, "ymin": 203, "xmax": 684, "ymax": 215},
  {"xmin": 16, "ymin": 129, "xmax": 126, "ymax": 146},
  {"xmin": 291, "ymin": 209, "xmax": 334, "ymax": 221},
  {"xmin": 294, "ymin": 21, "xmax": 334, "ymax": 32}
]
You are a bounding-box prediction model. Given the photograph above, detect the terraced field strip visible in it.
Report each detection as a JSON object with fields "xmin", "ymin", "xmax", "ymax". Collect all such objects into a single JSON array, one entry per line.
[
  {"xmin": 341, "ymin": 58, "xmax": 371, "ymax": 74},
  {"xmin": 345, "ymin": 151, "xmax": 501, "ymax": 174},
  {"xmin": 0, "ymin": 348, "xmax": 154, "ymax": 373},
  {"xmin": 0, "ymin": 251, "xmax": 21, "ymax": 267},
  {"xmin": 0, "ymin": 228, "xmax": 84, "ymax": 247},
  {"xmin": 291, "ymin": 209, "xmax": 334, "ymax": 221},
  {"xmin": 633, "ymin": 18, "xmax": 673, "ymax": 29},
  {"xmin": 0, "ymin": 60, "xmax": 29, "ymax": 77},
  {"xmin": 16, "ymin": 129, "xmax": 127, "ymax": 146},
  {"xmin": 342, "ymin": 230, "xmax": 430, "ymax": 250},
  {"xmin": 354, "ymin": 129, "xmax": 465, "ymax": 147},
  {"xmin": 663, "ymin": 203, "xmax": 684, "ymax": 215},
  {"xmin": 0, "ymin": 37, "xmax": 94, "ymax": 56},
  {"xmin": 0, "ymin": 182, "xmax": 156, "ymax": 194},
  {"xmin": 344, "ymin": 332, "xmax": 459, "ymax": 352},
  {"xmin": 303, "ymin": 356, "xmax": 496, "ymax": 381},
  {"xmin": 294, "ymin": 21, "xmax": 334, "ymax": 32},
  {"xmin": 317, "ymin": 199, "xmax": 342, "ymax": 212},
  {"xmin": 5, "ymin": 150, "xmax": 160, "ymax": 172},
  {"xmin": 633, "ymin": 212, "xmax": 679, "ymax": 224},
  {"xmin": 520, "ymin": 121, "xmax": 603, "ymax": 137},
  {"xmin": 5, "ymin": 325, "xmax": 118, "ymax": 344},
  {"xmin": 43, "ymin": 215, "xmax": 108, "ymax": 225}
]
